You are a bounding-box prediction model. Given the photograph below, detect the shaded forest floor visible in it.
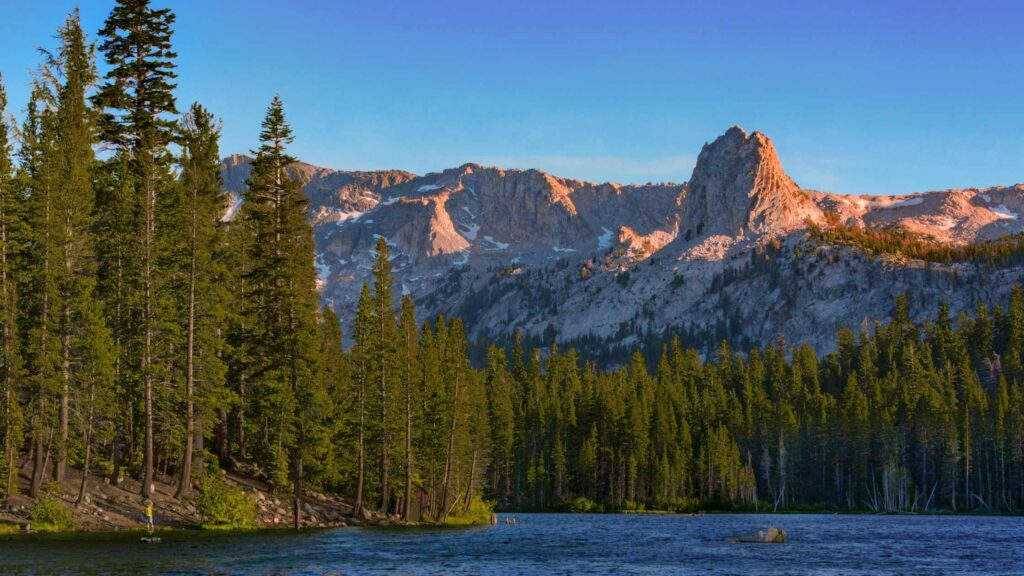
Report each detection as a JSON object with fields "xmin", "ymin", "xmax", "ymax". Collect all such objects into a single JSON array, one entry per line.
[{"xmin": 0, "ymin": 462, "xmax": 398, "ymax": 532}]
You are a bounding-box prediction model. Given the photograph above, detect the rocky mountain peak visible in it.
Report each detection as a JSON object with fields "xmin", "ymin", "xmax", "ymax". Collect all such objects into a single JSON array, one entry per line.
[{"xmin": 681, "ymin": 126, "xmax": 822, "ymax": 239}]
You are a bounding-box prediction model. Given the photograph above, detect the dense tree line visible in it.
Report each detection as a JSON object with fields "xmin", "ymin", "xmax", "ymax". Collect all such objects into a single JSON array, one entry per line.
[
  {"xmin": 481, "ymin": 293, "xmax": 1024, "ymax": 513},
  {"xmin": 0, "ymin": 2, "xmax": 1021, "ymax": 531},
  {"xmin": 0, "ymin": 2, "xmax": 492, "ymax": 528},
  {"xmin": 809, "ymin": 211, "xmax": 1024, "ymax": 267}
]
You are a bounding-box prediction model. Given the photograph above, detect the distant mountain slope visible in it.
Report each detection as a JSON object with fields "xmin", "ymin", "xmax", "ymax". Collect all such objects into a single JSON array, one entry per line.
[{"xmin": 220, "ymin": 127, "xmax": 1024, "ymax": 359}]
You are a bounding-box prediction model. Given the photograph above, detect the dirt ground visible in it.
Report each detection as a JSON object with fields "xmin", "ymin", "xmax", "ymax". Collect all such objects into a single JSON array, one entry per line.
[{"xmin": 0, "ymin": 461, "xmax": 380, "ymax": 532}]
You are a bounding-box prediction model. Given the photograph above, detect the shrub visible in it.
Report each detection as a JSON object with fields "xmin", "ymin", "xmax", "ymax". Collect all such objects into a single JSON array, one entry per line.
[
  {"xmin": 31, "ymin": 488, "xmax": 74, "ymax": 532},
  {"xmin": 560, "ymin": 496, "xmax": 598, "ymax": 513},
  {"xmin": 620, "ymin": 500, "xmax": 644, "ymax": 512},
  {"xmin": 442, "ymin": 496, "xmax": 494, "ymax": 526},
  {"xmin": 268, "ymin": 444, "xmax": 291, "ymax": 492},
  {"xmin": 195, "ymin": 472, "xmax": 258, "ymax": 530}
]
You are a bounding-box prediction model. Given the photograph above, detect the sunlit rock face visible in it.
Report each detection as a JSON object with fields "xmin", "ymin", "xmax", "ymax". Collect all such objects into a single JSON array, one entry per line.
[
  {"xmin": 221, "ymin": 127, "xmax": 1024, "ymax": 361},
  {"xmin": 681, "ymin": 126, "xmax": 824, "ymax": 239}
]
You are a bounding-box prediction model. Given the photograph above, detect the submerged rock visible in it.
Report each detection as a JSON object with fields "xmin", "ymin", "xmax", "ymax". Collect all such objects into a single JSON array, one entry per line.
[{"xmin": 729, "ymin": 527, "xmax": 787, "ymax": 544}]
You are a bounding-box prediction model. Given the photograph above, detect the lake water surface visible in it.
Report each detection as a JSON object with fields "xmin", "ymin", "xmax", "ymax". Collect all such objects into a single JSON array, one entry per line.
[{"xmin": 1, "ymin": 513, "xmax": 1022, "ymax": 575}]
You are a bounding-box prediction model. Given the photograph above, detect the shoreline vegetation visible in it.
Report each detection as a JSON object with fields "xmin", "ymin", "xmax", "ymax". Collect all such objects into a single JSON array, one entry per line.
[
  {"xmin": 1, "ymin": 0, "xmax": 1023, "ymax": 542},
  {"xmin": 3, "ymin": 506, "xmax": 1021, "ymax": 540}
]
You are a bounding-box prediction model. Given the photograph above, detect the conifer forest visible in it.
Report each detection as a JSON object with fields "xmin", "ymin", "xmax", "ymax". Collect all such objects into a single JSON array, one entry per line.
[{"xmin": 0, "ymin": 2, "xmax": 1022, "ymax": 533}]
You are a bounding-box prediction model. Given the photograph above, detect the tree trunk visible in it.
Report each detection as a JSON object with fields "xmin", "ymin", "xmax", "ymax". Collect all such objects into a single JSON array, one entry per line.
[
  {"xmin": 354, "ymin": 365, "xmax": 365, "ymax": 515},
  {"xmin": 293, "ymin": 442, "xmax": 304, "ymax": 530},
  {"xmin": 439, "ymin": 372, "xmax": 461, "ymax": 521},
  {"xmin": 464, "ymin": 446, "xmax": 478, "ymax": 514},
  {"xmin": 141, "ymin": 169, "xmax": 156, "ymax": 499},
  {"xmin": 379, "ymin": 362, "xmax": 389, "ymax": 513},
  {"xmin": 194, "ymin": 419, "xmax": 205, "ymax": 483},
  {"xmin": 56, "ymin": 300, "xmax": 69, "ymax": 484},
  {"xmin": 237, "ymin": 378, "xmax": 246, "ymax": 461},
  {"xmin": 108, "ymin": 254, "xmax": 125, "ymax": 487},
  {"xmin": 30, "ymin": 395, "xmax": 45, "ymax": 498},
  {"xmin": 175, "ymin": 210, "xmax": 198, "ymax": 500},
  {"xmin": 215, "ymin": 407, "xmax": 228, "ymax": 465},
  {"xmin": 403, "ymin": 378, "xmax": 413, "ymax": 522},
  {"xmin": 76, "ymin": 384, "xmax": 96, "ymax": 507},
  {"xmin": 56, "ymin": 209, "xmax": 75, "ymax": 485},
  {"xmin": 109, "ymin": 430, "xmax": 122, "ymax": 487}
]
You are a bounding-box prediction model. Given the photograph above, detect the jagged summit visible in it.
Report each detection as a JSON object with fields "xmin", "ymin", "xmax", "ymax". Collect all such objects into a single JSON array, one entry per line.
[
  {"xmin": 681, "ymin": 126, "xmax": 822, "ymax": 239},
  {"xmin": 218, "ymin": 126, "xmax": 1024, "ymax": 357}
]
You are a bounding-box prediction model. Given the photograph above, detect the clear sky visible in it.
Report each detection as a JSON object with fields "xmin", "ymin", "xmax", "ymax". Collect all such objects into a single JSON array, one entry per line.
[{"xmin": 1, "ymin": 0, "xmax": 1022, "ymax": 195}]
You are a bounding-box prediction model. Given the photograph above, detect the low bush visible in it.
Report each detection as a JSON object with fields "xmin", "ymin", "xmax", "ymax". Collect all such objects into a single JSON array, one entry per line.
[
  {"xmin": 442, "ymin": 496, "xmax": 494, "ymax": 526},
  {"xmin": 195, "ymin": 472, "xmax": 258, "ymax": 530},
  {"xmin": 560, "ymin": 496, "xmax": 601, "ymax": 513},
  {"xmin": 31, "ymin": 487, "xmax": 75, "ymax": 532}
]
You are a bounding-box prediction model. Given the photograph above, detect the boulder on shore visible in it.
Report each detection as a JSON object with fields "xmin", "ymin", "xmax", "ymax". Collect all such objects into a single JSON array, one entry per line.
[{"xmin": 729, "ymin": 527, "xmax": 787, "ymax": 544}]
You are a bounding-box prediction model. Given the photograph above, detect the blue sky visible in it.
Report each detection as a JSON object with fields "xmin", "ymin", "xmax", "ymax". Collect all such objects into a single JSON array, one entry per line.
[{"xmin": 1, "ymin": 0, "xmax": 1022, "ymax": 194}]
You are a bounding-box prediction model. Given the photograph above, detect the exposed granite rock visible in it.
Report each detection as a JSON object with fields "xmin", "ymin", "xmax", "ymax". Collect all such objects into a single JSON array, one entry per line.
[{"xmin": 219, "ymin": 127, "xmax": 1024, "ymax": 360}]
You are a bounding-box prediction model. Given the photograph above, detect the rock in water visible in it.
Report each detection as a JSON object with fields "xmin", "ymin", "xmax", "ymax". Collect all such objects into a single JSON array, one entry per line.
[
  {"xmin": 729, "ymin": 527, "xmax": 787, "ymax": 544},
  {"xmin": 140, "ymin": 536, "xmax": 162, "ymax": 544}
]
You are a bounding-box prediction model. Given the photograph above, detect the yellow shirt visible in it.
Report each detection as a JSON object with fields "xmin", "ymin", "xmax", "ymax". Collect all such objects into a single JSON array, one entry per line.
[{"xmin": 145, "ymin": 505, "xmax": 153, "ymax": 518}]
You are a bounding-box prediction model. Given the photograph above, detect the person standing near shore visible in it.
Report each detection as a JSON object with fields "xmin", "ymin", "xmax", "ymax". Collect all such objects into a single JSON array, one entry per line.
[{"xmin": 144, "ymin": 499, "xmax": 154, "ymax": 533}]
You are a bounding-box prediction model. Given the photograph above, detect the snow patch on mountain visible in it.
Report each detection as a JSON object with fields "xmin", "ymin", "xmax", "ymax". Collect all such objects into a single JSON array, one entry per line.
[
  {"xmin": 484, "ymin": 236, "xmax": 510, "ymax": 250},
  {"xmin": 460, "ymin": 222, "xmax": 480, "ymax": 240},
  {"xmin": 991, "ymin": 205, "xmax": 1018, "ymax": 220}
]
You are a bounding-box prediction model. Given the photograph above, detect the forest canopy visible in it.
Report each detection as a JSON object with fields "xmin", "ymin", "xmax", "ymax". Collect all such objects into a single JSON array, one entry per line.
[{"xmin": 0, "ymin": 2, "xmax": 1021, "ymax": 530}]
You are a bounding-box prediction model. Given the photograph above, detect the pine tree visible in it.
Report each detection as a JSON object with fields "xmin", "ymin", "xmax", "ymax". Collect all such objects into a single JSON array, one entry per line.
[
  {"xmin": 485, "ymin": 346, "xmax": 514, "ymax": 505},
  {"xmin": 0, "ymin": 74, "xmax": 24, "ymax": 505},
  {"xmin": 45, "ymin": 10, "xmax": 102, "ymax": 486},
  {"xmin": 93, "ymin": 0, "xmax": 179, "ymax": 498},
  {"xmin": 242, "ymin": 96, "xmax": 324, "ymax": 529},
  {"xmin": 439, "ymin": 318, "xmax": 468, "ymax": 520},
  {"xmin": 72, "ymin": 295, "xmax": 117, "ymax": 507},
  {"xmin": 173, "ymin": 103, "xmax": 229, "ymax": 497},
  {"xmin": 350, "ymin": 283, "xmax": 374, "ymax": 515},
  {"xmin": 22, "ymin": 77, "xmax": 62, "ymax": 499},
  {"xmin": 318, "ymin": 307, "xmax": 346, "ymax": 488},
  {"xmin": 398, "ymin": 295, "xmax": 419, "ymax": 521},
  {"xmin": 370, "ymin": 237, "xmax": 398, "ymax": 512}
]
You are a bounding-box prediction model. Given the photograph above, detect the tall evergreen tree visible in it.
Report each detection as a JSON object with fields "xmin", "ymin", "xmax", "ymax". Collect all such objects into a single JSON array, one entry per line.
[
  {"xmin": 350, "ymin": 283, "xmax": 373, "ymax": 514},
  {"xmin": 22, "ymin": 76, "xmax": 61, "ymax": 499},
  {"xmin": 93, "ymin": 0, "xmax": 178, "ymax": 497},
  {"xmin": 46, "ymin": 10, "xmax": 103, "ymax": 486},
  {"xmin": 398, "ymin": 295, "xmax": 419, "ymax": 521},
  {"xmin": 173, "ymin": 103, "xmax": 229, "ymax": 497},
  {"xmin": 0, "ymin": 73, "xmax": 24, "ymax": 505},
  {"xmin": 370, "ymin": 237, "xmax": 398, "ymax": 512},
  {"xmin": 242, "ymin": 96, "xmax": 324, "ymax": 528}
]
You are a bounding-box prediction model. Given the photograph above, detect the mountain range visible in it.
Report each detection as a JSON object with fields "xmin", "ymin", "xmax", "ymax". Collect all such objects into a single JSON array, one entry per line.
[{"xmin": 219, "ymin": 126, "xmax": 1024, "ymax": 359}]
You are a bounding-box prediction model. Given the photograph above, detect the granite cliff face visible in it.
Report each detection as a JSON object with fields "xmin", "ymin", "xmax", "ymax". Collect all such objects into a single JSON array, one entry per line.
[
  {"xmin": 220, "ymin": 127, "xmax": 1024, "ymax": 359},
  {"xmin": 681, "ymin": 127, "xmax": 822, "ymax": 238}
]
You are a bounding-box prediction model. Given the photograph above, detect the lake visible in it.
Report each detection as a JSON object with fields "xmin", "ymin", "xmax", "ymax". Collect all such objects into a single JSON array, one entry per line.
[{"xmin": 1, "ymin": 513, "xmax": 1022, "ymax": 575}]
